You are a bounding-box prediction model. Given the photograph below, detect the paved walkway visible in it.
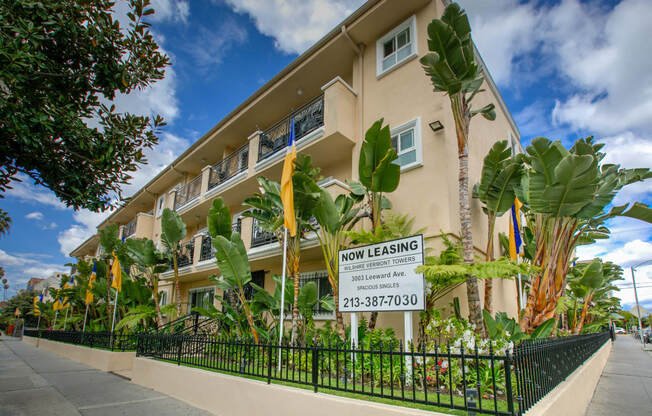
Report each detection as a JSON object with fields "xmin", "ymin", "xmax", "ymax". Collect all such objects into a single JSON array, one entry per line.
[
  {"xmin": 586, "ymin": 335, "xmax": 652, "ymax": 415},
  {"xmin": 0, "ymin": 335, "xmax": 212, "ymax": 416}
]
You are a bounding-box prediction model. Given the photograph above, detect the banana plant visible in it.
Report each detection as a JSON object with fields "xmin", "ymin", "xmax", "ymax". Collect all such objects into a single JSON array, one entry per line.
[
  {"xmin": 473, "ymin": 140, "xmax": 523, "ymax": 315},
  {"xmin": 347, "ymin": 119, "xmax": 400, "ymax": 329},
  {"xmin": 516, "ymin": 137, "xmax": 651, "ymax": 332},
  {"xmin": 311, "ymin": 188, "xmax": 360, "ymax": 340},
  {"xmin": 160, "ymin": 208, "xmax": 187, "ymax": 316},
  {"xmin": 207, "ymin": 197, "xmax": 260, "ymax": 342},
  {"xmin": 420, "ymin": 3, "xmax": 496, "ymax": 332},
  {"xmin": 124, "ymin": 237, "xmax": 169, "ymax": 325}
]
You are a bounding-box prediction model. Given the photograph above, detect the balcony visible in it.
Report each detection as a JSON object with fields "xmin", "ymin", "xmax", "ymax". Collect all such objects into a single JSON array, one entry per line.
[
  {"xmin": 208, "ymin": 144, "xmax": 249, "ymax": 192},
  {"xmin": 174, "ymin": 175, "xmax": 201, "ymax": 211},
  {"xmin": 174, "ymin": 240, "xmax": 195, "ymax": 269},
  {"xmin": 251, "ymin": 218, "xmax": 278, "ymax": 248},
  {"xmin": 257, "ymin": 94, "xmax": 324, "ymax": 162},
  {"xmin": 123, "ymin": 218, "xmax": 137, "ymax": 238}
]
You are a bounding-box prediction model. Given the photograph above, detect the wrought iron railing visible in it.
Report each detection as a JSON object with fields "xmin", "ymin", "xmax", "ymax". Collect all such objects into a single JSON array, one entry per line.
[
  {"xmin": 199, "ymin": 234, "xmax": 213, "ymax": 262},
  {"xmin": 174, "ymin": 175, "xmax": 202, "ymax": 210},
  {"xmin": 135, "ymin": 329, "xmax": 610, "ymax": 416},
  {"xmin": 208, "ymin": 143, "xmax": 249, "ymax": 190},
  {"xmin": 251, "ymin": 218, "xmax": 277, "ymax": 247},
  {"xmin": 257, "ymin": 94, "xmax": 324, "ymax": 161},
  {"xmin": 171, "ymin": 239, "xmax": 195, "ymax": 269},
  {"xmin": 124, "ymin": 218, "xmax": 137, "ymax": 238},
  {"xmin": 24, "ymin": 329, "xmax": 137, "ymax": 351}
]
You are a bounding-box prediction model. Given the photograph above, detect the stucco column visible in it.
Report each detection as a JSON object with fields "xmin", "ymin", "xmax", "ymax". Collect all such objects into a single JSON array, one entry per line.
[
  {"xmin": 321, "ymin": 77, "xmax": 357, "ymax": 145},
  {"xmin": 240, "ymin": 217, "xmax": 253, "ymax": 251},
  {"xmin": 192, "ymin": 234, "xmax": 203, "ymax": 265},
  {"xmin": 246, "ymin": 130, "xmax": 262, "ymax": 177},
  {"xmin": 200, "ymin": 165, "xmax": 212, "ymax": 199}
]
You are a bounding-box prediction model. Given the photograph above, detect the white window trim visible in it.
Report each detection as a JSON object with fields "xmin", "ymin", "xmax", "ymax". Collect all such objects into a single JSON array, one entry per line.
[
  {"xmin": 376, "ymin": 15, "xmax": 418, "ymax": 78},
  {"xmin": 156, "ymin": 194, "xmax": 166, "ymax": 218},
  {"xmin": 391, "ymin": 117, "xmax": 423, "ymax": 173}
]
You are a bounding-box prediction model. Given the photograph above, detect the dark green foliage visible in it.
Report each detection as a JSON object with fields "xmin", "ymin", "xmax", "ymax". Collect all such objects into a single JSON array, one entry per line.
[{"xmin": 0, "ymin": 0, "xmax": 169, "ymax": 212}]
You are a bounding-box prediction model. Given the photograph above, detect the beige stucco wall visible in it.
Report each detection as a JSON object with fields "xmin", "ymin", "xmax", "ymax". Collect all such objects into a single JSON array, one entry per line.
[
  {"xmin": 132, "ymin": 356, "xmax": 451, "ymax": 416},
  {"xmin": 525, "ymin": 340, "xmax": 611, "ymax": 416},
  {"xmin": 27, "ymin": 338, "xmax": 135, "ymax": 372}
]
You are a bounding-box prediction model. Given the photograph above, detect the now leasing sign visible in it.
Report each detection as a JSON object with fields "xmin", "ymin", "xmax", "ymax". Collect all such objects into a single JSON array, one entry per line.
[{"xmin": 338, "ymin": 235, "xmax": 425, "ymax": 312}]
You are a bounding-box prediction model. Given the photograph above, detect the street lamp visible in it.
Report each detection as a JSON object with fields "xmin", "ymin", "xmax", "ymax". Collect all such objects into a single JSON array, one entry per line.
[{"xmin": 631, "ymin": 259, "xmax": 652, "ymax": 347}]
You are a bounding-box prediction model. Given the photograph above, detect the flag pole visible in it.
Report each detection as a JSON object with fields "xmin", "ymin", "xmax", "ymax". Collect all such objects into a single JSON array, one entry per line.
[
  {"xmin": 53, "ymin": 310, "xmax": 58, "ymax": 328},
  {"xmin": 37, "ymin": 315, "xmax": 41, "ymax": 330},
  {"xmin": 278, "ymin": 227, "xmax": 288, "ymax": 371},
  {"xmin": 110, "ymin": 289, "xmax": 118, "ymax": 345},
  {"xmin": 82, "ymin": 304, "xmax": 89, "ymax": 333},
  {"xmin": 63, "ymin": 307, "xmax": 69, "ymax": 330}
]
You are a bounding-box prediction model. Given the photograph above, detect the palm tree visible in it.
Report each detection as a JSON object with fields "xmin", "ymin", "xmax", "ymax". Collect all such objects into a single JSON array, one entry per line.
[
  {"xmin": 160, "ymin": 208, "xmax": 187, "ymax": 317},
  {"xmin": 243, "ymin": 155, "xmax": 321, "ymax": 344},
  {"xmin": 420, "ymin": 3, "xmax": 496, "ymax": 330},
  {"xmin": 473, "ymin": 140, "xmax": 522, "ymax": 315},
  {"xmin": 0, "ymin": 209, "xmax": 11, "ymax": 237}
]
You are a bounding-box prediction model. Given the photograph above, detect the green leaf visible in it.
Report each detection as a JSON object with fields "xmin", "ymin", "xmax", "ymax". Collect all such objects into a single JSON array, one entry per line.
[
  {"xmin": 207, "ymin": 198, "xmax": 232, "ymax": 239},
  {"xmin": 359, "ymin": 119, "xmax": 400, "ymax": 193},
  {"xmin": 160, "ymin": 208, "xmax": 186, "ymax": 252},
  {"xmin": 530, "ymin": 318, "xmax": 555, "ymax": 339}
]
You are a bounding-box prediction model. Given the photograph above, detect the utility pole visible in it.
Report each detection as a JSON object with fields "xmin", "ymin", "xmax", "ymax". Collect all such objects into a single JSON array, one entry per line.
[{"xmin": 631, "ymin": 259, "xmax": 652, "ymax": 348}]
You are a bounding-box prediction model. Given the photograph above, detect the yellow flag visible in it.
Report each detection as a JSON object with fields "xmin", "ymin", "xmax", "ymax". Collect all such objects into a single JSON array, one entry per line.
[
  {"xmin": 111, "ymin": 252, "xmax": 122, "ymax": 292},
  {"xmin": 280, "ymin": 118, "xmax": 297, "ymax": 236},
  {"xmin": 33, "ymin": 296, "xmax": 40, "ymax": 316},
  {"xmin": 86, "ymin": 263, "xmax": 96, "ymax": 305},
  {"xmin": 53, "ymin": 299, "xmax": 62, "ymax": 311},
  {"xmin": 14, "ymin": 308, "xmax": 20, "ymax": 317}
]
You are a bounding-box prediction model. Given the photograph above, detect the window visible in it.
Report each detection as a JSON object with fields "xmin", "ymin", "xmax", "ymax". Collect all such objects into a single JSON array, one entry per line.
[
  {"xmin": 159, "ymin": 291, "xmax": 168, "ymax": 306},
  {"xmin": 300, "ymin": 270, "xmax": 333, "ymax": 316},
  {"xmin": 376, "ymin": 15, "xmax": 417, "ymax": 77},
  {"xmin": 188, "ymin": 287, "xmax": 215, "ymax": 313},
  {"xmin": 390, "ymin": 118, "xmax": 422, "ymax": 171},
  {"xmin": 156, "ymin": 194, "xmax": 166, "ymax": 218}
]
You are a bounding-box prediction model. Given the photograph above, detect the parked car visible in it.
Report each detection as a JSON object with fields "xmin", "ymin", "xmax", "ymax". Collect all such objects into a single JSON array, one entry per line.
[
  {"xmin": 643, "ymin": 329, "xmax": 652, "ymax": 343},
  {"xmin": 615, "ymin": 327, "xmax": 625, "ymax": 334}
]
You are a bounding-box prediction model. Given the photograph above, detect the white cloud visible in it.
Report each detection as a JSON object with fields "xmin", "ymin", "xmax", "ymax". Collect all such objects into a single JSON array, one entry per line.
[
  {"xmin": 223, "ymin": 0, "xmax": 364, "ymax": 54},
  {"xmin": 0, "ymin": 249, "xmax": 69, "ymax": 294},
  {"xmin": 187, "ymin": 21, "xmax": 248, "ymax": 71},
  {"xmin": 5, "ymin": 174, "xmax": 67, "ymax": 209},
  {"xmin": 25, "ymin": 212, "xmax": 44, "ymax": 221},
  {"xmin": 149, "ymin": 0, "xmax": 190, "ymax": 24}
]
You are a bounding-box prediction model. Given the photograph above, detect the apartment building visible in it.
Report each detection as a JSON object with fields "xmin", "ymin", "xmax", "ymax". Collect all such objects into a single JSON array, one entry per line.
[{"xmin": 70, "ymin": 0, "xmax": 521, "ymax": 338}]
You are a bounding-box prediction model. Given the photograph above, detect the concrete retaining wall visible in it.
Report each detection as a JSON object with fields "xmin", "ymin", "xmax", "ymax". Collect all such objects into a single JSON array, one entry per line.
[
  {"xmin": 22, "ymin": 337, "xmax": 135, "ymax": 372},
  {"xmin": 132, "ymin": 357, "xmax": 450, "ymax": 416},
  {"xmin": 525, "ymin": 339, "xmax": 612, "ymax": 416}
]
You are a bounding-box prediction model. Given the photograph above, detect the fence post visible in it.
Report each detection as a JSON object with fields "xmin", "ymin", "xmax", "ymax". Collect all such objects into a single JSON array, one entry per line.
[
  {"xmin": 177, "ymin": 336, "xmax": 183, "ymax": 366},
  {"xmin": 505, "ymin": 350, "xmax": 516, "ymax": 416},
  {"xmin": 312, "ymin": 345, "xmax": 319, "ymax": 393},
  {"xmin": 267, "ymin": 343, "xmax": 273, "ymax": 384}
]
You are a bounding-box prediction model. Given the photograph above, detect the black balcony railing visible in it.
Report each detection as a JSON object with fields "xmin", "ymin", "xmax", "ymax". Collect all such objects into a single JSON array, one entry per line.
[
  {"xmin": 251, "ymin": 218, "xmax": 277, "ymax": 247},
  {"xmin": 258, "ymin": 94, "xmax": 324, "ymax": 162},
  {"xmin": 170, "ymin": 239, "xmax": 195, "ymax": 269},
  {"xmin": 208, "ymin": 143, "xmax": 249, "ymax": 190},
  {"xmin": 174, "ymin": 175, "xmax": 202, "ymax": 210},
  {"xmin": 199, "ymin": 235, "xmax": 213, "ymax": 262},
  {"xmin": 124, "ymin": 218, "xmax": 137, "ymax": 238}
]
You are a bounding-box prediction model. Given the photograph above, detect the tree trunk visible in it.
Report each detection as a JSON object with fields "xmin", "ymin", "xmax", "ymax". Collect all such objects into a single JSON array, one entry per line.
[
  {"xmin": 368, "ymin": 192, "xmax": 383, "ymax": 330},
  {"xmin": 238, "ymin": 289, "xmax": 259, "ymax": 342},
  {"xmin": 105, "ymin": 259, "xmax": 112, "ymax": 328},
  {"xmin": 152, "ymin": 277, "xmax": 163, "ymax": 326},
  {"xmin": 289, "ymin": 237, "xmax": 300, "ymax": 345},
  {"xmin": 459, "ymin": 150, "xmax": 482, "ymax": 330},
  {"xmin": 484, "ymin": 213, "xmax": 496, "ymax": 316},
  {"xmin": 173, "ymin": 253, "xmax": 181, "ymax": 317}
]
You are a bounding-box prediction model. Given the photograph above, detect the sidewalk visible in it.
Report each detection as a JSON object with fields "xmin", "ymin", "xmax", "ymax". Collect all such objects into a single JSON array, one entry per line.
[
  {"xmin": 586, "ymin": 335, "xmax": 652, "ymax": 415},
  {"xmin": 0, "ymin": 335, "xmax": 211, "ymax": 415}
]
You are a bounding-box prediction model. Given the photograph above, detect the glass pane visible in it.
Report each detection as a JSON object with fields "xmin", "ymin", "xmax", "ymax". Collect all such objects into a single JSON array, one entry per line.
[
  {"xmin": 383, "ymin": 38, "xmax": 395, "ymax": 57},
  {"xmin": 397, "ymin": 43, "xmax": 412, "ymax": 61},
  {"xmin": 397, "ymin": 29, "xmax": 409, "ymax": 48},
  {"xmin": 399, "ymin": 150, "xmax": 417, "ymax": 166},
  {"xmin": 400, "ymin": 130, "xmax": 414, "ymax": 150},
  {"xmin": 382, "ymin": 54, "xmax": 396, "ymax": 71},
  {"xmin": 391, "ymin": 134, "xmax": 398, "ymax": 150}
]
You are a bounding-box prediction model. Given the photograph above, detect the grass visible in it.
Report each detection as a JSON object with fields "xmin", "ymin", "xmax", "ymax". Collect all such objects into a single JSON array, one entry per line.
[{"xmin": 152, "ymin": 356, "xmax": 512, "ymax": 416}]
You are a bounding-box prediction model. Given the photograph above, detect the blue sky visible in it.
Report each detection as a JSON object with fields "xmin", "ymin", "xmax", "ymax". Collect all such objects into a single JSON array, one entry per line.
[{"xmin": 1, "ymin": 0, "xmax": 651, "ymax": 311}]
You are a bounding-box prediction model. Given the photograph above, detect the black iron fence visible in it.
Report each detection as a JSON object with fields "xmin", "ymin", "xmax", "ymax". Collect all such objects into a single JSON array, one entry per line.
[
  {"xmin": 174, "ymin": 175, "xmax": 202, "ymax": 210},
  {"xmin": 258, "ymin": 94, "xmax": 324, "ymax": 161},
  {"xmin": 135, "ymin": 330, "xmax": 610, "ymax": 415},
  {"xmin": 23, "ymin": 329, "xmax": 138, "ymax": 351},
  {"xmin": 251, "ymin": 218, "xmax": 277, "ymax": 247},
  {"xmin": 514, "ymin": 331, "xmax": 610, "ymax": 412}
]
